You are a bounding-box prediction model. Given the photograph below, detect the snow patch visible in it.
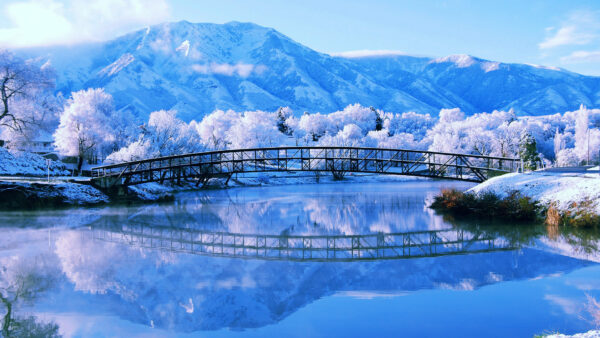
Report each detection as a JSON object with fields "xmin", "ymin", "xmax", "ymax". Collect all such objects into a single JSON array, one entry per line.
[
  {"xmin": 482, "ymin": 61, "xmax": 500, "ymax": 72},
  {"xmin": 98, "ymin": 53, "xmax": 135, "ymax": 77},
  {"xmin": 431, "ymin": 54, "xmax": 476, "ymax": 68},
  {"xmin": 330, "ymin": 50, "xmax": 407, "ymax": 58},
  {"xmin": 526, "ymin": 63, "xmax": 562, "ymax": 71},
  {"xmin": 136, "ymin": 26, "xmax": 151, "ymax": 50},
  {"xmin": 176, "ymin": 40, "xmax": 190, "ymax": 57}
]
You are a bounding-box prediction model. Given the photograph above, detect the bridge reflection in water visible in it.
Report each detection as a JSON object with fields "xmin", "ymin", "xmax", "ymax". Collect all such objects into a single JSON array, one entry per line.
[{"xmin": 90, "ymin": 225, "xmax": 517, "ymax": 262}]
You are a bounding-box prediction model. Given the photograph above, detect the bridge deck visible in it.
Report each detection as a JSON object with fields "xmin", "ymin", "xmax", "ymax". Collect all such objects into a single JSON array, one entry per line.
[{"xmin": 91, "ymin": 147, "xmax": 520, "ymax": 188}]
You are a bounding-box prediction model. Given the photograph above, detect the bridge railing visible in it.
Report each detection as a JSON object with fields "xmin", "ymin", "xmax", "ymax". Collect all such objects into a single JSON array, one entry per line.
[{"xmin": 91, "ymin": 146, "xmax": 520, "ymax": 186}]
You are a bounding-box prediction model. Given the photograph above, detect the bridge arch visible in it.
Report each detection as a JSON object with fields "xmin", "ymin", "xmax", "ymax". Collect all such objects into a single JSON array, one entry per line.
[{"xmin": 91, "ymin": 146, "xmax": 520, "ymax": 189}]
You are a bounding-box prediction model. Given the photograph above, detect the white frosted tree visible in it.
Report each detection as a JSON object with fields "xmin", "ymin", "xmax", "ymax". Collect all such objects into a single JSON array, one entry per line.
[
  {"xmin": 226, "ymin": 110, "xmax": 284, "ymax": 148},
  {"xmin": 143, "ymin": 110, "xmax": 204, "ymax": 156},
  {"xmin": 327, "ymin": 104, "xmax": 377, "ymax": 134},
  {"xmin": 193, "ymin": 109, "xmax": 240, "ymax": 149},
  {"xmin": 106, "ymin": 109, "xmax": 204, "ymax": 163},
  {"xmin": 0, "ymin": 50, "xmax": 55, "ymax": 133},
  {"xmin": 553, "ymin": 128, "xmax": 564, "ymax": 161},
  {"xmin": 318, "ymin": 124, "xmax": 364, "ymax": 147},
  {"xmin": 53, "ymin": 88, "xmax": 117, "ymax": 172},
  {"xmin": 384, "ymin": 111, "xmax": 435, "ymax": 140},
  {"xmin": 574, "ymin": 106, "xmax": 591, "ymax": 164},
  {"xmin": 366, "ymin": 130, "xmax": 417, "ymax": 149},
  {"xmin": 298, "ymin": 112, "xmax": 328, "ymax": 142}
]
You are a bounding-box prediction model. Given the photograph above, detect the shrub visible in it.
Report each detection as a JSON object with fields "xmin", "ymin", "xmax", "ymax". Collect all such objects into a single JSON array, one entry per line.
[
  {"xmin": 558, "ymin": 200, "xmax": 600, "ymax": 228},
  {"xmin": 431, "ymin": 188, "xmax": 541, "ymax": 222}
]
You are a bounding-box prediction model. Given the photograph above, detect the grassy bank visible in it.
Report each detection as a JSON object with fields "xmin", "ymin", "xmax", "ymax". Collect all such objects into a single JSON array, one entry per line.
[{"xmin": 431, "ymin": 188, "xmax": 600, "ymax": 227}]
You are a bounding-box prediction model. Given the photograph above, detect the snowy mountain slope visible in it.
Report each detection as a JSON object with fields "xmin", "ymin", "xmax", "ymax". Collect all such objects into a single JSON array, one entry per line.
[{"xmin": 17, "ymin": 21, "xmax": 600, "ymax": 121}]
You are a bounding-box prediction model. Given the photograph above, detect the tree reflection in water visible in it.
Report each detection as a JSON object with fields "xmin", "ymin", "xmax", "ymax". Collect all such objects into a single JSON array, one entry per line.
[{"xmin": 0, "ymin": 255, "xmax": 60, "ymax": 337}]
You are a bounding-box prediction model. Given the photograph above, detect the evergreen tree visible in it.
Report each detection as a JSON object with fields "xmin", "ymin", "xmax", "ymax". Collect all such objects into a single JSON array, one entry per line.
[
  {"xmin": 518, "ymin": 129, "xmax": 540, "ymax": 171},
  {"xmin": 276, "ymin": 107, "xmax": 292, "ymax": 135},
  {"xmin": 371, "ymin": 106, "xmax": 383, "ymax": 131}
]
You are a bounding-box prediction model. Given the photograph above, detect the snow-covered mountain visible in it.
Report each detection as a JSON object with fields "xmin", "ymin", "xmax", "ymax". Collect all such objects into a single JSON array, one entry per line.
[{"xmin": 19, "ymin": 21, "xmax": 600, "ymax": 121}]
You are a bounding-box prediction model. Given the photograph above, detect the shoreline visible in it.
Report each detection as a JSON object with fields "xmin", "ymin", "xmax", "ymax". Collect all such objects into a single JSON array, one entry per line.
[
  {"xmin": 0, "ymin": 173, "xmax": 433, "ymax": 211},
  {"xmin": 431, "ymin": 171, "xmax": 600, "ymax": 227}
]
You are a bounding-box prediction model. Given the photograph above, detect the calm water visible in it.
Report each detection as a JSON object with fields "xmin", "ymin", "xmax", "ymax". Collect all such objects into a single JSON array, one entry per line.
[{"xmin": 0, "ymin": 180, "xmax": 599, "ymax": 337}]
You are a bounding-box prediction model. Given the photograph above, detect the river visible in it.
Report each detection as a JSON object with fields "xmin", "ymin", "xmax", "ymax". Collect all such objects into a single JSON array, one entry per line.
[{"xmin": 0, "ymin": 180, "xmax": 599, "ymax": 337}]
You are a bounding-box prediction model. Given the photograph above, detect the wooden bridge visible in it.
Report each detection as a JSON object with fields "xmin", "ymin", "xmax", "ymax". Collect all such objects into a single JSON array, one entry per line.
[
  {"xmin": 90, "ymin": 224, "xmax": 516, "ymax": 262},
  {"xmin": 91, "ymin": 146, "xmax": 520, "ymax": 189}
]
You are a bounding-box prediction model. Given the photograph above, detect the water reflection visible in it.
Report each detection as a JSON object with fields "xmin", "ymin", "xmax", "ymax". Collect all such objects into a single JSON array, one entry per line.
[
  {"xmin": 72, "ymin": 182, "xmax": 454, "ymax": 236},
  {"xmin": 0, "ymin": 253, "xmax": 61, "ymax": 337},
  {"xmin": 90, "ymin": 223, "xmax": 515, "ymax": 262},
  {"xmin": 0, "ymin": 181, "xmax": 599, "ymax": 335}
]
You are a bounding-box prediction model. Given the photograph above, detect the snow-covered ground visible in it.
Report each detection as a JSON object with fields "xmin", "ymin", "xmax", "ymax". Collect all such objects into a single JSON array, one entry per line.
[
  {"xmin": 0, "ymin": 181, "xmax": 109, "ymax": 207},
  {"xmin": 0, "ymin": 147, "xmax": 70, "ymax": 176},
  {"xmin": 468, "ymin": 171, "xmax": 600, "ymax": 214}
]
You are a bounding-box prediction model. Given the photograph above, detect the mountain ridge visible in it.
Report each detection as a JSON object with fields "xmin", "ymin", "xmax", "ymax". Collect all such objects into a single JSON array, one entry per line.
[{"xmin": 16, "ymin": 20, "xmax": 600, "ymax": 121}]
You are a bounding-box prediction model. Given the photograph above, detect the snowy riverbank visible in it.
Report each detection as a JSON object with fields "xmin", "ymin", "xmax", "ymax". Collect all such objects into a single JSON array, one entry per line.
[
  {"xmin": 0, "ymin": 172, "xmax": 424, "ymax": 210},
  {"xmin": 0, "ymin": 181, "xmax": 109, "ymax": 209},
  {"xmin": 468, "ymin": 170, "xmax": 600, "ymax": 215},
  {"xmin": 0, "ymin": 147, "xmax": 70, "ymax": 176}
]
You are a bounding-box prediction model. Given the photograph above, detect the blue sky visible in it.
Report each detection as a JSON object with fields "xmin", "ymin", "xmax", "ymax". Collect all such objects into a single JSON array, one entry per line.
[{"xmin": 1, "ymin": 0, "xmax": 600, "ymax": 75}]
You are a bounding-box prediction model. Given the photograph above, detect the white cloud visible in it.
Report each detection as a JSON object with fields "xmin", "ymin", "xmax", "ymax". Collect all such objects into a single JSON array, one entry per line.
[
  {"xmin": 560, "ymin": 50, "xmax": 600, "ymax": 63},
  {"xmin": 192, "ymin": 62, "xmax": 267, "ymax": 77},
  {"xmin": 539, "ymin": 10, "xmax": 600, "ymax": 49},
  {"xmin": 329, "ymin": 49, "xmax": 407, "ymax": 58},
  {"xmin": 544, "ymin": 294, "xmax": 580, "ymax": 315},
  {"xmin": 0, "ymin": 0, "xmax": 171, "ymax": 48}
]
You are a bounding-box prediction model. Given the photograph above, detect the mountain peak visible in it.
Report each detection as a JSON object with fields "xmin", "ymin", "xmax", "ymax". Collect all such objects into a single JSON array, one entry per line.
[
  {"xmin": 430, "ymin": 54, "xmax": 502, "ymax": 72},
  {"xmin": 431, "ymin": 54, "xmax": 478, "ymax": 67},
  {"xmin": 330, "ymin": 50, "xmax": 409, "ymax": 59},
  {"xmin": 17, "ymin": 21, "xmax": 600, "ymax": 119}
]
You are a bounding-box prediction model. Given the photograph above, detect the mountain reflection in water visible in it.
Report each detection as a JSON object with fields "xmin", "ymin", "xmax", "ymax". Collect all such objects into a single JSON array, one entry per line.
[{"xmin": 1, "ymin": 181, "xmax": 599, "ymax": 336}]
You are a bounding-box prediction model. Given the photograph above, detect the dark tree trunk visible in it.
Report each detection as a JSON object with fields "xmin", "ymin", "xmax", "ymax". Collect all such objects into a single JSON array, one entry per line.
[
  {"xmin": 77, "ymin": 155, "xmax": 84, "ymax": 174},
  {"xmin": 1, "ymin": 297, "xmax": 11, "ymax": 337}
]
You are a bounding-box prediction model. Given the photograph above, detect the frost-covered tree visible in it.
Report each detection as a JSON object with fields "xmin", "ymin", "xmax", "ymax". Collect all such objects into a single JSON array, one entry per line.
[
  {"xmin": 556, "ymin": 148, "xmax": 579, "ymax": 167},
  {"xmin": 319, "ymin": 124, "xmax": 364, "ymax": 147},
  {"xmin": 574, "ymin": 106, "xmax": 591, "ymax": 164},
  {"xmin": 0, "ymin": 92, "xmax": 63, "ymax": 152},
  {"xmin": 227, "ymin": 110, "xmax": 285, "ymax": 148},
  {"xmin": 107, "ymin": 110, "xmax": 204, "ymax": 164},
  {"xmin": 553, "ymin": 128, "xmax": 564, "ymax": 160},
  {"xmin": 0, "ymin": 51, "xmax": 60, "ymax": 152},
  {"xmin": 54, "ymin": 88, "xmax": 120, "ymax": 171},
  {"xmin": 427, "ymin": 109, "xmax": 467, "ymax": 154},
  {"xmin": 367, "ymin": 130, "xmax": 417, "ymax": 149},
  {"xmin": 0, "ymin": 50, "xmax": 55, "ymax": 132},
  {"xmin": 384, "ymin": 111, "xmax": 435, "ymax": 139},
  {"xmin": 298, "ymin": 112, "xmax": 328, "ymax": 141},
  {"xmin": 194, "ymin": 109, "xmax": 240, "ymax": 149},
  {"xmin": 519, "ymin": 129, "xmax": 541, "ymax": 170},
  {"xmin": 327, "ymin": 104, "xmax": 377, "ymax": 134}
]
